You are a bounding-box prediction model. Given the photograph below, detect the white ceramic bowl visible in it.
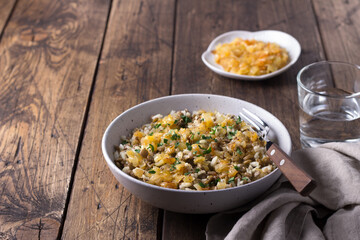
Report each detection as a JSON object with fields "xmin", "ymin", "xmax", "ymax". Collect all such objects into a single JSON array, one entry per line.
[
  {"xmin": 102, "ymin": 94, "xmax": 292, "ymax": 213},
  {"xmin": 202, "ymin": 30, "xmax": 301, "ymax": 80}
]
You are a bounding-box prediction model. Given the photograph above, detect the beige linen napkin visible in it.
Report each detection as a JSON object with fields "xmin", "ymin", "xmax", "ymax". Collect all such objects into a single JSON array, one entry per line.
[{"xmin": 206, "ymin": 142, "xmax": 360, "ymax": 240}]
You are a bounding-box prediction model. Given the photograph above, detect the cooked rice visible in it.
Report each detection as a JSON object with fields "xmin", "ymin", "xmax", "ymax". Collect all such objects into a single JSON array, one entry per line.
[{"xmin": 114, "ymin": 110, "xmax": 275, "ymax": 191}]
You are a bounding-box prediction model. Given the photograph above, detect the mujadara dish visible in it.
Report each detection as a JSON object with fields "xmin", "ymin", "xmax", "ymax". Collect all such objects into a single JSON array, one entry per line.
[
  {"xmin": 114, "ymin": 109, "xmax": 275, "ymax": 191},
  {"xmin": 213, "ymin": 38, "xmax": 289, "ymax": 76}
]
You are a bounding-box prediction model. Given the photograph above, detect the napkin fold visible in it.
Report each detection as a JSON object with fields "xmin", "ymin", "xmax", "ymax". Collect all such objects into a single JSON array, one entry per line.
[{"xmin": 206, "ymin": 142, "xmax": 360, "ymax": 240}]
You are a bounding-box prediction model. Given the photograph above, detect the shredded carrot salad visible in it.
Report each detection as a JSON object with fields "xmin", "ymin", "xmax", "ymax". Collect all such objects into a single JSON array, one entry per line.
[{"xmin": 213, "ymin": 38, "xmax": 289, "ymax": 76}]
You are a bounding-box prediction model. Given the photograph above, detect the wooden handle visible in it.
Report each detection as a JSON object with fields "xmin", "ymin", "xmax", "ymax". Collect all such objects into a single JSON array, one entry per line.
[{"xmin": 267, "ymin": 143, "xmax": 316, "ymax": 196}]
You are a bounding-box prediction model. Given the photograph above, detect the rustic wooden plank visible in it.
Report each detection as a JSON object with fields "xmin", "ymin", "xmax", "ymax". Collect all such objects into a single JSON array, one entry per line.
[
  {"xmin": 172, "ymin": 0, "xmax": 325, "ymax": 150},
  {"xmin": 0, "ymin": 0, "xmax": 16, "ymax": 35},
  {"xmin": 312, "ymin": 0, "xmax": 360, "ymax": 64},
  {"xmin": 0, "ymin": 0, "xmax": 110, "ymax": 238},
  {"xmin": 163, "ymin": 213, "xmax": 212, "ymax": 240},
  {"xmin": 164, "ymin": 0, "xmax": 326, "ymax": 239},
  {"xmin": 61, "ymin": 0, "xmax": 175, "ymax": 239}
]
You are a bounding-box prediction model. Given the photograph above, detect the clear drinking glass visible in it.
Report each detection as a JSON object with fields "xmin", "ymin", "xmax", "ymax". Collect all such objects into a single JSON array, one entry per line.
[{"xmin": 297, "ymin": 61, "xmax": 360, "ymax": 148}]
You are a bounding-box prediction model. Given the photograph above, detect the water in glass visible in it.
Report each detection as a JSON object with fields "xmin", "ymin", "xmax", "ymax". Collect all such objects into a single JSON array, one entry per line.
[{"xmin": 299, "ymin": 88, "xmax": 360, "ymax": 148}]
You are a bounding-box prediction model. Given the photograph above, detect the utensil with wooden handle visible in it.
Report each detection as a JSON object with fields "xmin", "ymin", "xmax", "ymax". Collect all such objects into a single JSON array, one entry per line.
[{"xmin": 240, "ymin": 108, "xmax": 316, "ymax": 196}]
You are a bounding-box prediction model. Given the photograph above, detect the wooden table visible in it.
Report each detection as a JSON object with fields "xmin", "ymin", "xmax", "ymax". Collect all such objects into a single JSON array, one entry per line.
[{"xmin": 0, "ymin": 0, "xmax": 359, "ymax": 239}]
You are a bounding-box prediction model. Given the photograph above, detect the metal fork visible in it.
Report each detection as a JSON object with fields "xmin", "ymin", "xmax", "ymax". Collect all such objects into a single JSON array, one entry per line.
[{"xmin": 240, "ymin": 108, "xmax": 316, "ymax": 196}]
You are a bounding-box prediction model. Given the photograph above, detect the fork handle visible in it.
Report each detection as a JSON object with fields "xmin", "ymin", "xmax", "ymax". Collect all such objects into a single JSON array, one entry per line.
[{"xmin": 267, "ymin": 143, "xmax": 316, "ymax": 196}]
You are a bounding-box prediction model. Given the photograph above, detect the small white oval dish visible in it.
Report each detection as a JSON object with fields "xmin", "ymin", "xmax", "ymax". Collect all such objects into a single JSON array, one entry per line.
[{"xmin": 201, "ymin": 30, "xmax": 301, "ymax": 80}]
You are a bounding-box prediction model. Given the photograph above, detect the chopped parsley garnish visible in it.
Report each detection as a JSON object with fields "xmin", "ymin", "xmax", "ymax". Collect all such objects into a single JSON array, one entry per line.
[
  {"xmin": 134, "ymin": 149, "xmax": 140, "ymax": 153},
  {"xmin": 203, "ymin": 146, "xmax": 212, "ymax": 154},
  {"xmin": 174, "ymin": 119, "xmax": 178, "ymax": 124},
  {"xmin": 227, "ymin": 131, "xmax": 236, "ymax": 139},
  {"xmin": 164, "ymin": 139, "xmax": 168, "ymax": 144},
  {"xmin": 210, "ymin": 126, "xmax": 217, "ymax": 135},
  {"xmin": 195, "ymin": 168, "xmax": 200, "ymax": 173},
  {"xmin": 184, "ymin": 172, "xmax": 191, "ymax": 176},
  {"xmin": 242, "ymin": 177, "xmax": 250, "ymax": 181},
  {"xmin": 148, "ymin": 144, "xmax": 154, "ymax": 152},
  {"xmin": 181, "ymin": 115, "xmax": 192, "ymax": 124},
  {"xmin": 228, "ymin": 177, "xmax": 235, "ymax": 183},
  {"xmin": 236, "ymin": 148, "xmax": 242, "ymax": 155},
  {"xmin": 198, "ymin": 182, "xmax": 206, "ymax": 188},
  {"xmin": 201, "ymin": 135, "xmax": 212, "ymax": 140},
  {"xmin": 175, "ymin": 142, "xmax": 180, "ymax": 148},
  {"xmin": 121, "ymin": 140, "xmax": 128, "ymax": 144},
  {"xmin": 157, "ymin": 143, "xmax": 163, "ymax": 147},
  {"xmin": 149, "ymin": 132, "xmax": 154, "ymax": 136},
  {"xmin": 171, "ymin": 133, "xmax": 180, "ymax": 140},
  {"xmin": 236, "ymin": 116, "xmax": 242, "ymax": 124},
  {"xmin": 195, "ymin": 145, "xmax": 212, "ymax": 155},
  {"xmin": 234, "ymin": 166, "xmax": 240, "ymax": 171},
  {"xmin": 148, "ymin": 170, "xmax": 156, "ymax": 174},
  {"xmin": 186, "ymin": 142, "xmax": 192, "ymax": 150},
  {"xmin": 170, "ymin": 158, "xmax": 181, "ymax": 171},
  {"xmin": 154, "ymin": 123, "xmax": 162, "ymax": 129}
]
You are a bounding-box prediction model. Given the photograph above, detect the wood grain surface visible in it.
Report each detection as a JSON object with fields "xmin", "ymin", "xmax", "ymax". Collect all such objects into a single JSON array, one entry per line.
[
  {"xmin": 0, "ymin": 0, "xmax": 110, "ymax": 238},
  {"xmin": 0, "ymin": 0, "xmax": 16, "ymax": 35},
  {"xmin": 312, "ymin": 0, "xmax": 360, "ymax": 63},
  {"xmin": 62, "ymin": 0, "xmax": 175, "ymax": 239},
  {"xmin": 172, "ymin": 0, "xmax": 325, "ymax": 150},
  {"xmin": 165, "ymin": 1, "xmax": 324, "ymax": 238},
  {"xmin": 0, "ymin": 0, "xmax": 359, "ymax": 239}
]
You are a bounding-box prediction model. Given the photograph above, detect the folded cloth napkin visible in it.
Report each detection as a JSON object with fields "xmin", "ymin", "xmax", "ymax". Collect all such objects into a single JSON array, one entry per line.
[{"xmin": 206, "ymin": 142, "xmax": 360, "ymax": 240}]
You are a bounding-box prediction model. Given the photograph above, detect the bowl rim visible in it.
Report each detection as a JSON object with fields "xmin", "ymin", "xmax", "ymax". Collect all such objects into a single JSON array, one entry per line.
[
  {"xmin": 201, "ymin": 30, "xmax": 301, "ymax": 80},
  {"xmin": 102, "ymin": 93, "xmax": 291, "ymax": 194}
]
